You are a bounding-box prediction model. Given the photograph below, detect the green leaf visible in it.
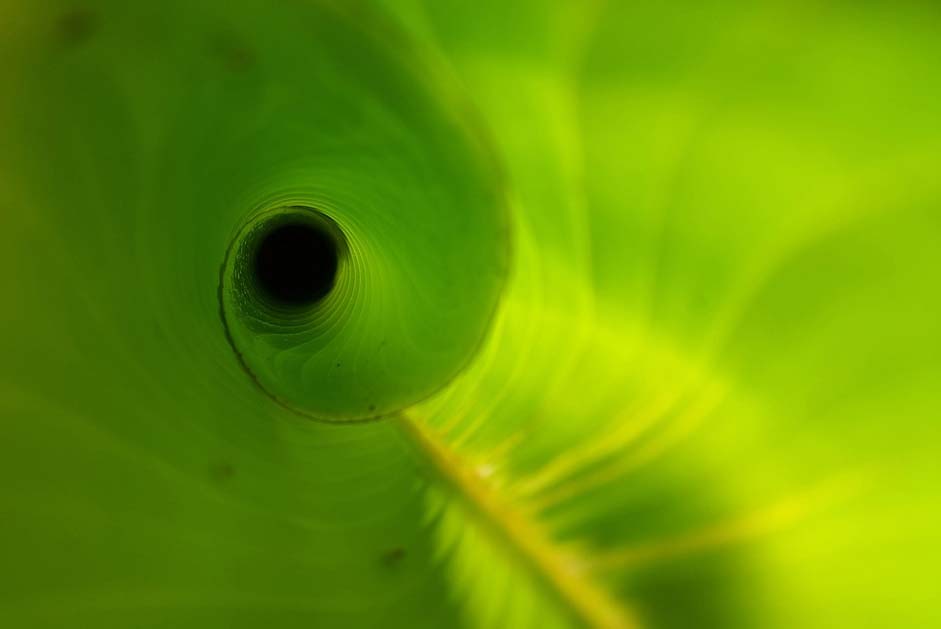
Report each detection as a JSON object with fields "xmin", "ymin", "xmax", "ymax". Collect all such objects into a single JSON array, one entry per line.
[{"xmin": 2, "ymin": 1, "xmax": 940, "ymax": 628}]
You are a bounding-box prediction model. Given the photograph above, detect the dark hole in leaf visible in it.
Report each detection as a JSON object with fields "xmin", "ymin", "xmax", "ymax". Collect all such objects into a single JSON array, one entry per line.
[{"xmin": 251, "ymin": 220, "xmax": 339, "ymax": 307}]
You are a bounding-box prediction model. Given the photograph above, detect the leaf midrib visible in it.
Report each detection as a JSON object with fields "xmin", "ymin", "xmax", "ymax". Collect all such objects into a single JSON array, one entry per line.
[{"xmin": 397, "ymin": 413, "xmax": 638, "ymax": 629}]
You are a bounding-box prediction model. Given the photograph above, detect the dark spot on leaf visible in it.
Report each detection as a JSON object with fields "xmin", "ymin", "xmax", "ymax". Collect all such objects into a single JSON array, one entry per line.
[
  {"xmin": 213, "ymin": 35, "xmax": 255, "ymax": 72},
  {"xmin": 368, "ymin": 404, "xmax": 376, "ymax": 412},
  {"xmin": 58, "ymin": 8, "xmax": 97, "ymax": 46},
  {"xmin": 210, "ymin": 461, "xmax": 235, "ymax": 484},
  {"xmin": 381, "ymin": 547, "xmax": 406, "ymax": 566}
]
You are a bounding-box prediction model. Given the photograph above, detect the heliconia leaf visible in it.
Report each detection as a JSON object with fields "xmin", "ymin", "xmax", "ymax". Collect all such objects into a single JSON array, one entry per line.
[{"xmin": 2, "ymin": 1, "xmax": 939, "ymax": 628}]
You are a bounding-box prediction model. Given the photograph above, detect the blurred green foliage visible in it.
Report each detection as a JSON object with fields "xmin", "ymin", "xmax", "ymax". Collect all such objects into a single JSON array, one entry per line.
[{"xmin": 1, "ymin": 1, "xmax": 939, "ymax": 627}]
